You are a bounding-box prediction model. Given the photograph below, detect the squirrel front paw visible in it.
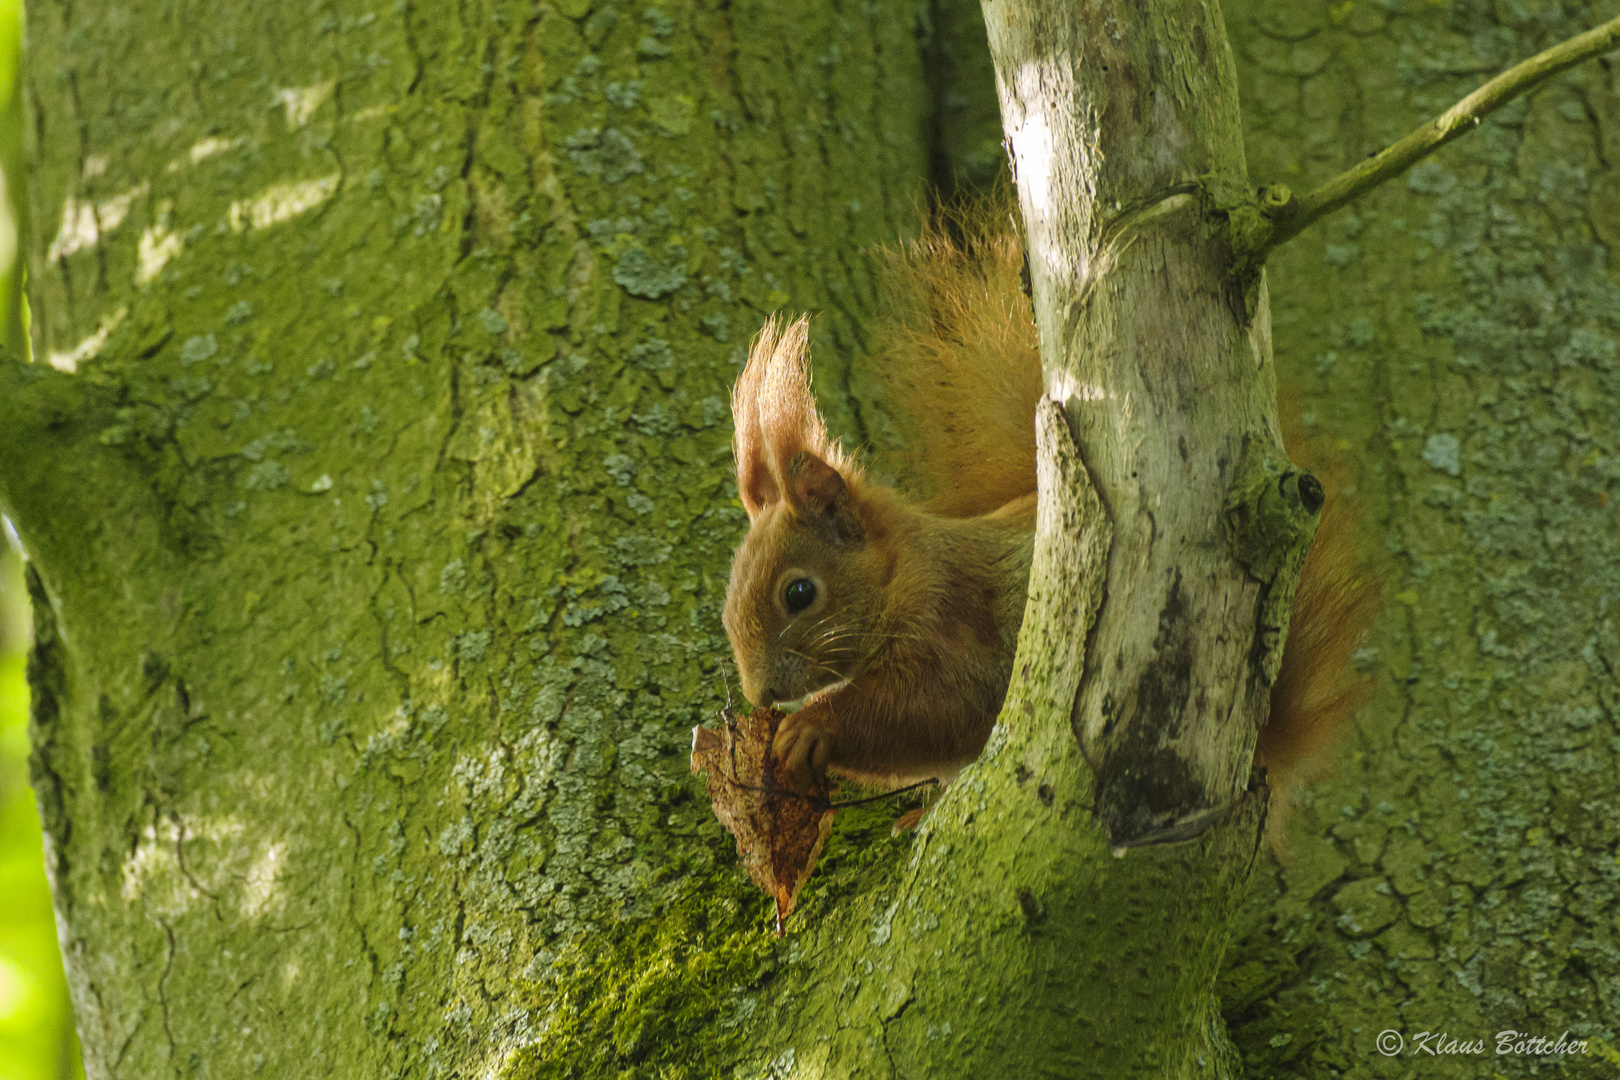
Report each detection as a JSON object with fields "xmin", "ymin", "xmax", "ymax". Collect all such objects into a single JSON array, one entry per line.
[{"xmin": 771, "ymin": 713, "xmax": 834, "ymax": 788}]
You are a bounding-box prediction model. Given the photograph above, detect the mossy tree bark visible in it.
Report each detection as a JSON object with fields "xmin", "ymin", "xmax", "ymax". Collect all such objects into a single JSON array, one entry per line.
[
  {"xmin": 8, "ymin": 1, "xmax": 1620, "ymax": 1079},
  {"xmin": 6, "ymin": 1, "xmax": 939, "ymax": 1076},
  {"xmin": 1218, "ymin": 2, "xmax": 1620, "ymax": 1075}
]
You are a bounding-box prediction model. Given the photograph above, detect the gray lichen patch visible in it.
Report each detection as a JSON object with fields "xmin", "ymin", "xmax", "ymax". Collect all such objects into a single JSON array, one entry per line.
[
  {"xmin": 10, "ymin": 1, "xmax": 944, "ymax": 1076},
  {"xmin": 1226, "ymin": 2, "xmax": 1620, "ymax": 1073}
]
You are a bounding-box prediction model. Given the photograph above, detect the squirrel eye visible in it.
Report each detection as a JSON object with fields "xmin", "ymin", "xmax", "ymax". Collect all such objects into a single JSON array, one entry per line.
[{"xmin": 783, "ymin": 578, "xmax": 817, "ymax": 613}]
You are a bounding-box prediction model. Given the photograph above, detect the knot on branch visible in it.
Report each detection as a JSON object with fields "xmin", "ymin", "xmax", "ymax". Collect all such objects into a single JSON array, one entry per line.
[
  {"xmin": 1223, "ymin": 184, "xmax": 1299, "ymax": 277},
  {"xmin": 1225, "ymin": 449, "xmax": 1324, "ymax": 686},
  {"xmin": 1257, "ymin": 184, "xmax": 1295, "ymax": 218}
]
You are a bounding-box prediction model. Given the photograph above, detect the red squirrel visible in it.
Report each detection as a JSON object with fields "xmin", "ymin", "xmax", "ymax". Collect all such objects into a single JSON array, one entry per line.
[{"xmin": 722, "ymin": 214, "xmax": 1378, "ymax": 803}]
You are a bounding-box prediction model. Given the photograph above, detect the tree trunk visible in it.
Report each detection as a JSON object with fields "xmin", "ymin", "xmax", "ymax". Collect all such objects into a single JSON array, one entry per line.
[
  {"xmin": 8, "ymin": 2, "xmax": 935, "ymax": 1076},
  {"xmin": 981, "ymin": 0, "xmax": 1313, "ymax": 849},
  {"xmin": 1220, "ymin": 1, "xmax": 1620, "ymax": 1073},
  {"xmin": 6, "ymin": 0, "xmax": 1620, "ymax": 1078}
]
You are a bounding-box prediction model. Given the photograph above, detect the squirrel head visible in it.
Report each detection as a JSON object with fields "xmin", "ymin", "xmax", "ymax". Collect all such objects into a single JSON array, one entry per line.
[{"xmin": 722, "ymin": 317, "xmax": 888, "ymax": 708}]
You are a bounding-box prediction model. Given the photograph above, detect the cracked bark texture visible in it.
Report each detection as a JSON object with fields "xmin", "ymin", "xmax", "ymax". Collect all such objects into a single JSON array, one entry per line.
[
  {"xmin": 7, "ymin": 1, "xmax": 937, "ymax": 1076},
  {"xmin": 12, "ymin": 0, "xmax": 1620, "ymax": 1078},
  {"xmin": 1218, "ymin": 0, "xmax": 1620, "ymax": 1075}
]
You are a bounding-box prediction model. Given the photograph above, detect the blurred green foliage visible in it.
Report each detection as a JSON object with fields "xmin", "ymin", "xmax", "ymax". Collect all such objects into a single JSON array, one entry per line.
[
  {"xmin": 0, "ymin": 544, "xmax": 81, "ymax": 1080},
  {"xmin": 2, "ymin": 0, "xmax": 85, "ymax": 1074},
  {"xmin": 0, "ymin": 0, "xmax": 22, "ymax": 358}
]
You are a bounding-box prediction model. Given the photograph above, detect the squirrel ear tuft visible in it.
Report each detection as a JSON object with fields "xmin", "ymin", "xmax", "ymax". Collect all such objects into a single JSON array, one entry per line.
[
  {"xmin": 732, "ymin": 315, "xmax": 858, "ymax": 522},
  {"xmin": 732, "ymin": 318, "xmax": 792, "ymax": 518}
]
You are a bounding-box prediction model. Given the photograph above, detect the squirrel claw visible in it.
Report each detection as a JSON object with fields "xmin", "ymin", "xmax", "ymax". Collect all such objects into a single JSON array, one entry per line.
[{"xmin": 772, "ymin": 715, "xmax": 833, "ymax": 788}]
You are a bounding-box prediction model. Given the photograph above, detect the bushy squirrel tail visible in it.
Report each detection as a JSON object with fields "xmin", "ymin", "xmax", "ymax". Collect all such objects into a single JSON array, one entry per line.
[
  {"xmin": 873, "ymin": 202, "xmax": 1043, "ymax": 518},
  {"xmin": 871, "ymin": 201, "xmax": 1380, "ymax": 795},
  {"xmin": 1255, "ymin": 398, "xmax": 1383, "ymax": 796}
]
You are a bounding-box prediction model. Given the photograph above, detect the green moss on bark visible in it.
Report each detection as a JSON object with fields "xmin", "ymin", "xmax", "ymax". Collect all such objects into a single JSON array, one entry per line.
[
  {"xmin": 499, "ymin": 799, "xmax": 911, "ymax": 1079},
  {"xmin": 1223, "ymin": 1, "xmax": 1620, "ymax": 1074},
  {"xmin": 8, "ymin": 0, "xmax": 936, "ymax": 1075},
  {"xmin": 15, "ymin": 0, "xmax": 1617, "ymax": 1075}
]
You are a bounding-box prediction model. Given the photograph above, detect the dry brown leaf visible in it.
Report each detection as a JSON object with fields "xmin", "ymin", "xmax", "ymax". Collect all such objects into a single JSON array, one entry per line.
[{"xmin": 690, "ymin": 707, "xmax": 835, "ymax": 933}]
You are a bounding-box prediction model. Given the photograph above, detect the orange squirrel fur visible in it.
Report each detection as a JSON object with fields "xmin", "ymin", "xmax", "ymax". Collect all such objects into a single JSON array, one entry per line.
[{"xmin": 722, "ymin": 214, "xmax": 1378, "ymax": 801}]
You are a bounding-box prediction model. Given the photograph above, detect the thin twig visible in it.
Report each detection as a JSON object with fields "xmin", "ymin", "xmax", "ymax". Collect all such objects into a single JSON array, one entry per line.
[
  {"xmin": 1253, "ymin": 15, "xmax": 1620, "ymax": 259},
  {"xmin": 705, "ymin": 771, "xmax": 937, "ymax": 810},
  {"xmin": 828, "ymin": 778, "xmax": 940, "ymax": 809}
]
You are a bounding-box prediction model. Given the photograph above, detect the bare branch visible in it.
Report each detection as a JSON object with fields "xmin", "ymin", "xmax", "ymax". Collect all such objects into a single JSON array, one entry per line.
[{"xmin": 1241, "ymin": 15, "xmax": 1620, "ymax": 262}]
